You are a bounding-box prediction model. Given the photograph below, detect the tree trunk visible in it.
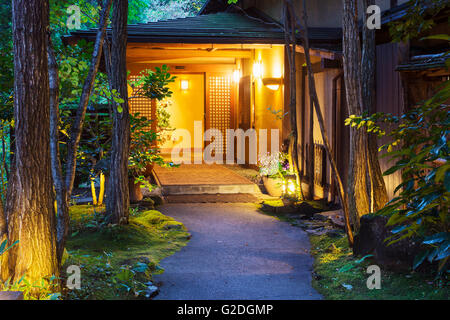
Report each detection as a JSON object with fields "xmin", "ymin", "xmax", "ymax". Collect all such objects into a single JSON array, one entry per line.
[
  {"xmin": 64, "ymin": 0, "xmax": 112, "ymax": 198},
  {"xmin": 288, "ymin": 0, "xmax": 354, "ymax": 245},
  {"xmin": 106, "ymin": 0, "xmax": 130, "ymax": 225},
  {"xmin": 283, "ymin": 5, "xmax": 303, "ymax": 200},
  {"xmin": 342, "ymin": 0, "xmax": 370, "ymax": 231},
  {"xmin": 1, "ymin": 0, "xmax": 59, "ymax": 290},
  {"xmin": 308, "ymin": 98, "xmax": 314, "ymax": 199},
  {"xmin": 129, "ymin": 179, "xmax": 143, "ymax": 203},
  {"xmin": 362, "ymin": 0, "xmax": 388, "ymax": 212},
  {"xmin": 47, "ymin": 34, "xmax": 69, "ymax": 264}
]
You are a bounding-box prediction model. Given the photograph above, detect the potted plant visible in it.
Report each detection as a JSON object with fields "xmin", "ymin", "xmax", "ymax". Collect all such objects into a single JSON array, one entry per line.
[
  {"xmin": 128, "ymin": 114, "xmax": 167, "ymax": 202},
  {"xmin": 258, "ymin": 152, "xmax": 297, "ymax": 200},
  {"xmin": 128, "ymin": 65, "xmax": 176, "ymax": 202}
]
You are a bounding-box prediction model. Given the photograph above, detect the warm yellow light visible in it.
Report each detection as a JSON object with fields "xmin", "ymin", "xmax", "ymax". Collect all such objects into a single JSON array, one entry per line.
[
  {"xmin": 253, "ymin": 61, "xmax": 263, "ymax": 79},
  {"xmin": 283, "ymin": 179, "xmax": 296, "ymax": 195},
  {"xmin": 180, "ymin": 79, "xmax": 189, "ymax": 90},
  {"xmin": 287, "ymin": 180, "xmax": 296, "ymax": 194},
  {"xmin": 266, "ymin": 84, "xmax": 280, "ymax": 91},
  {"xmin": 233, "ymin": 70, "xmax": 241, "ymax": 83},
  {"xmin": 262, "ymin": 77, "xmax": 283, "ymax": 91}
]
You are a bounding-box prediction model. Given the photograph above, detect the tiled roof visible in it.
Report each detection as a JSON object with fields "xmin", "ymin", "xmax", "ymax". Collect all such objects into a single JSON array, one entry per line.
[
  {"xmin": 397, "ymin": 53, "xmax": 449, "ymax": 72},
  {"xmin": 68, "ymin": 12, "xmax": 341, "ymax": 45}
]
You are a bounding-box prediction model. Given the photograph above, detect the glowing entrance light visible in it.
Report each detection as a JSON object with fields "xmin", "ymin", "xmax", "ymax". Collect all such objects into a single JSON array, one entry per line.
[
  {"xmin": 253, "ymin": 60, "xmax": 263, "ymax": 79},
  {"xmin": 180, "ymin": 79, "xmax": 189, "ymax": 90},
  {"xmin": 262, "ymin": 77, "xmax": 283, "ymax": 91},
  {"xmin": 233, "ymin": 69, "xmax": 241, "ymax": 83}
]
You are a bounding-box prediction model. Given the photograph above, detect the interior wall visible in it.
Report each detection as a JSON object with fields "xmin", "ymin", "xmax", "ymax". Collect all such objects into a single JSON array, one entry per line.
[
  {"xmin": 254, "ymin": 45, "xmax": 285, "ymax": 153},
  {"xmin": 160, "ymin": 74, "xmax": 205, "ymax": 153}
]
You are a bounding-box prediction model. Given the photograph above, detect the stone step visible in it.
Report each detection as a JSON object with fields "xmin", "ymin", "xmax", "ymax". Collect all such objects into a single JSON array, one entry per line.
[{"xmin": 161, "ymin": 183, "xmax": 261, "ymax": 196}]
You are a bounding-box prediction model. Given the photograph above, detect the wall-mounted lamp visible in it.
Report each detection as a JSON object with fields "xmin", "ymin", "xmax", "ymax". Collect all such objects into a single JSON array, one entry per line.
[
  {"xmin": 253, "ymin": 60, "xmax": 263, "ymax": 79},
  {"xmin": 262, "ymin": 77, "xmax": 283, "ymax": 91},
  {"xmin": 180, "ymin": 79, "xmax": 189, "ymax": 90}
]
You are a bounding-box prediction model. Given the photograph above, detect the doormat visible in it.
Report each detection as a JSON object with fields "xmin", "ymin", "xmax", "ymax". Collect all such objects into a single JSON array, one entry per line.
[{"xmin": 165, "ymin": 193, "xmax": 259, "ymax": 203}]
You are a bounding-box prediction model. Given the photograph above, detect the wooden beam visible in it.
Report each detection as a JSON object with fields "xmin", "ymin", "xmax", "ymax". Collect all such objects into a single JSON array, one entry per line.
[
  {"xmin": 295, "ymin": 46, "xmax": 340, "ymax": 60},
  {"xmin": 321, "ymin": 58, "xmax": 342, "ymax": 69},
  {"xmin": 127, "ymin": 48, "xmax": 252, "ymax": 60},
  {"xmin": 127, "ymin": 63, "xmax": 236, "ymax": 75},
  {"xmin": 127, "ymin": 42, "xmax": 280, "ymax": 50}
]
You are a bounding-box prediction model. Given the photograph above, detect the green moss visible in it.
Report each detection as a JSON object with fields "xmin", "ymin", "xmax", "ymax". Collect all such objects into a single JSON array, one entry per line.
[
  {"xmin": 309, "ymin": 234, "xmax": 449, "ymax": 300},
  {"xmin": 64, "ymin": 205, "xmax": 190, "ymax": 300},
  {"xmin": 262, "ymin": 199, "xmax": 285, "ymax": 207},
  {"xmin": 259, "ymin": 199, "xmax": 329, "ymax": 226}
]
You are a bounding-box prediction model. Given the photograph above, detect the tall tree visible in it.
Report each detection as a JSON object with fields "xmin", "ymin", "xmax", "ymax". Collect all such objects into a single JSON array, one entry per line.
[
  {"xmin": 282, "ymin": 3, "xmax": 304, "ymax": 200},
  {"xmin": 48, "ymin": 34, "xmax": 69, "ymax": 263},
  {"xmin": 105, "ymin": 0, "xmax": 130, "ymax": 225},
  {"xmin": 342, "ymin": 0, "xmax": 370, "ymax": 230},
  {"xmin": 1, "ymin": 0, "xmax": 59, "ymax": 288},
  {"xmin": 290, "ymin": 0, "xmax": 354, "ymax": 245},
  {"xmin": 64, "ymin": 0, "xmax": 112, "ymax": 199},
  {"xmin": 362, "ymin": 0, "xmax": 388, "ymax": 212},
  {"xmin": 47, "ymin": 0, "xmax": 112, "ymax": 262}
]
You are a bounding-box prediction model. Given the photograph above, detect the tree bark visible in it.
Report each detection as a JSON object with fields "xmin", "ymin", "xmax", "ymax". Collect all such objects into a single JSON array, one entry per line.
[
  {"xmin": 47, "ymin": 34, "xmax": 69, "ymax": 264},
  {"xmin": 362, "ymin": 0, "xmax": 388, "ymax": 212},
  {"xmin": 283, "ymin": 4, "xmax": 303, "ymax": 200},
  {"xmin": 308, "ymin": 97, "xmax": 314, "ymax": 199},
  {"xmin": 105, "ymin": 0, "xmax": 130, "ymax": 225},
  {"xmin": 342, "ymin": 0, "xmax": 370, "ymax": 231},
  {"xmin": 64, "ymin": 0, "xmax": 112, "ymax": 198},
  {"xmin": 1, "ymin": 0, "xmax": 59, "ymax": 289}
]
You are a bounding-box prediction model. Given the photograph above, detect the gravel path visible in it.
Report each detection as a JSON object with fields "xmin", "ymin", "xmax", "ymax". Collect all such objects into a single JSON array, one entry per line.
[{"xmin": 153, "ymin": 203, "xmax": 322, "ymax": 300}]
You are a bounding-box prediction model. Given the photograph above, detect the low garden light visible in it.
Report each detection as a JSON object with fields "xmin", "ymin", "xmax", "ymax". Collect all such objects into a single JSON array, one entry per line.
[
  {"xmin": 281, "ymin": 178, "xmax": 297, "ymax": 195},
  {"xmin": 286, "ymin": 179, "xmax": 297, "ymax": 195}
]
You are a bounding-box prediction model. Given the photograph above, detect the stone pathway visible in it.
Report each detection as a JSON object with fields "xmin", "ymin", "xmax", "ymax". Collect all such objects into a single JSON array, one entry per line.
[
  {"xmin": 153, "ymin": 164, "xmax": 254, "ymax": 186},
  {"xmin": 153, "ymin": 203, "xmax": 322, "ymax": 300}
]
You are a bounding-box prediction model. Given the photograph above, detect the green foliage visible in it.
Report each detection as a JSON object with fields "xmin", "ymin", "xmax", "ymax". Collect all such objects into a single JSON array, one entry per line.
[
  {"xmin": 131, "ymin": 65, "xmax": 176, "ymax": 101},
  {"xmin": 1, "ymin": 240, "xmax": 60, "ymax": 300},
  {"xmin": 77, "ymin": 113, "xmax": 112, "ymax": 184},
  {"xmin": 258, "ymin": 151, "xmax": 292, "ymax": 178},
  {"xmin": 309, "ymin": 233, "xmax": 449, "ymax": 300},
  {"xmin": 388, "ymin": 0, "xmax": 449, "ymax": 42},
  {"xmin": 128, "ymin": 66, "xmax": 177, "ymax": 179},
  {"xmin": 65, "ymin": 206, "xmax": 190, "ymax": 300},
  {"xmin": 144, "ymin": 0, "xmax": 207, "ymax": 22},
  {"xmin": 0, "ymin": 275, "xmax": 61, "ymax": 300},
  {"xmin": 0, "ymin": 119, "xmax": 11, "ymax": 203},
  {"xmin": 0, "ymin": 2, "xmax": 13, "ymax": 122},
  {"xmin": 0, "ymin": 239, "xmax": 18, "ymax": 256},
  {"xmin": 346, "ymin": 79, "xmax": 450, "ymax": 274},
  {"xmin": 156, "ymin": 98, "xmax": 176, "ymax": 145},
  {"xmin": 128, "ymin": 113, "xmax": 168, "ymax": 178}
]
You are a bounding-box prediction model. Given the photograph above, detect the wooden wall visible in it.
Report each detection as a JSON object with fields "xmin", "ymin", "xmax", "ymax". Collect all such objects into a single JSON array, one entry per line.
[
  {"xmin": 375, "ymin": 42, "xmax": 405, "ymax": 199},
  {"xmin": 289, "ymin": 42, "xmax": 407, "ymax": 202}
]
